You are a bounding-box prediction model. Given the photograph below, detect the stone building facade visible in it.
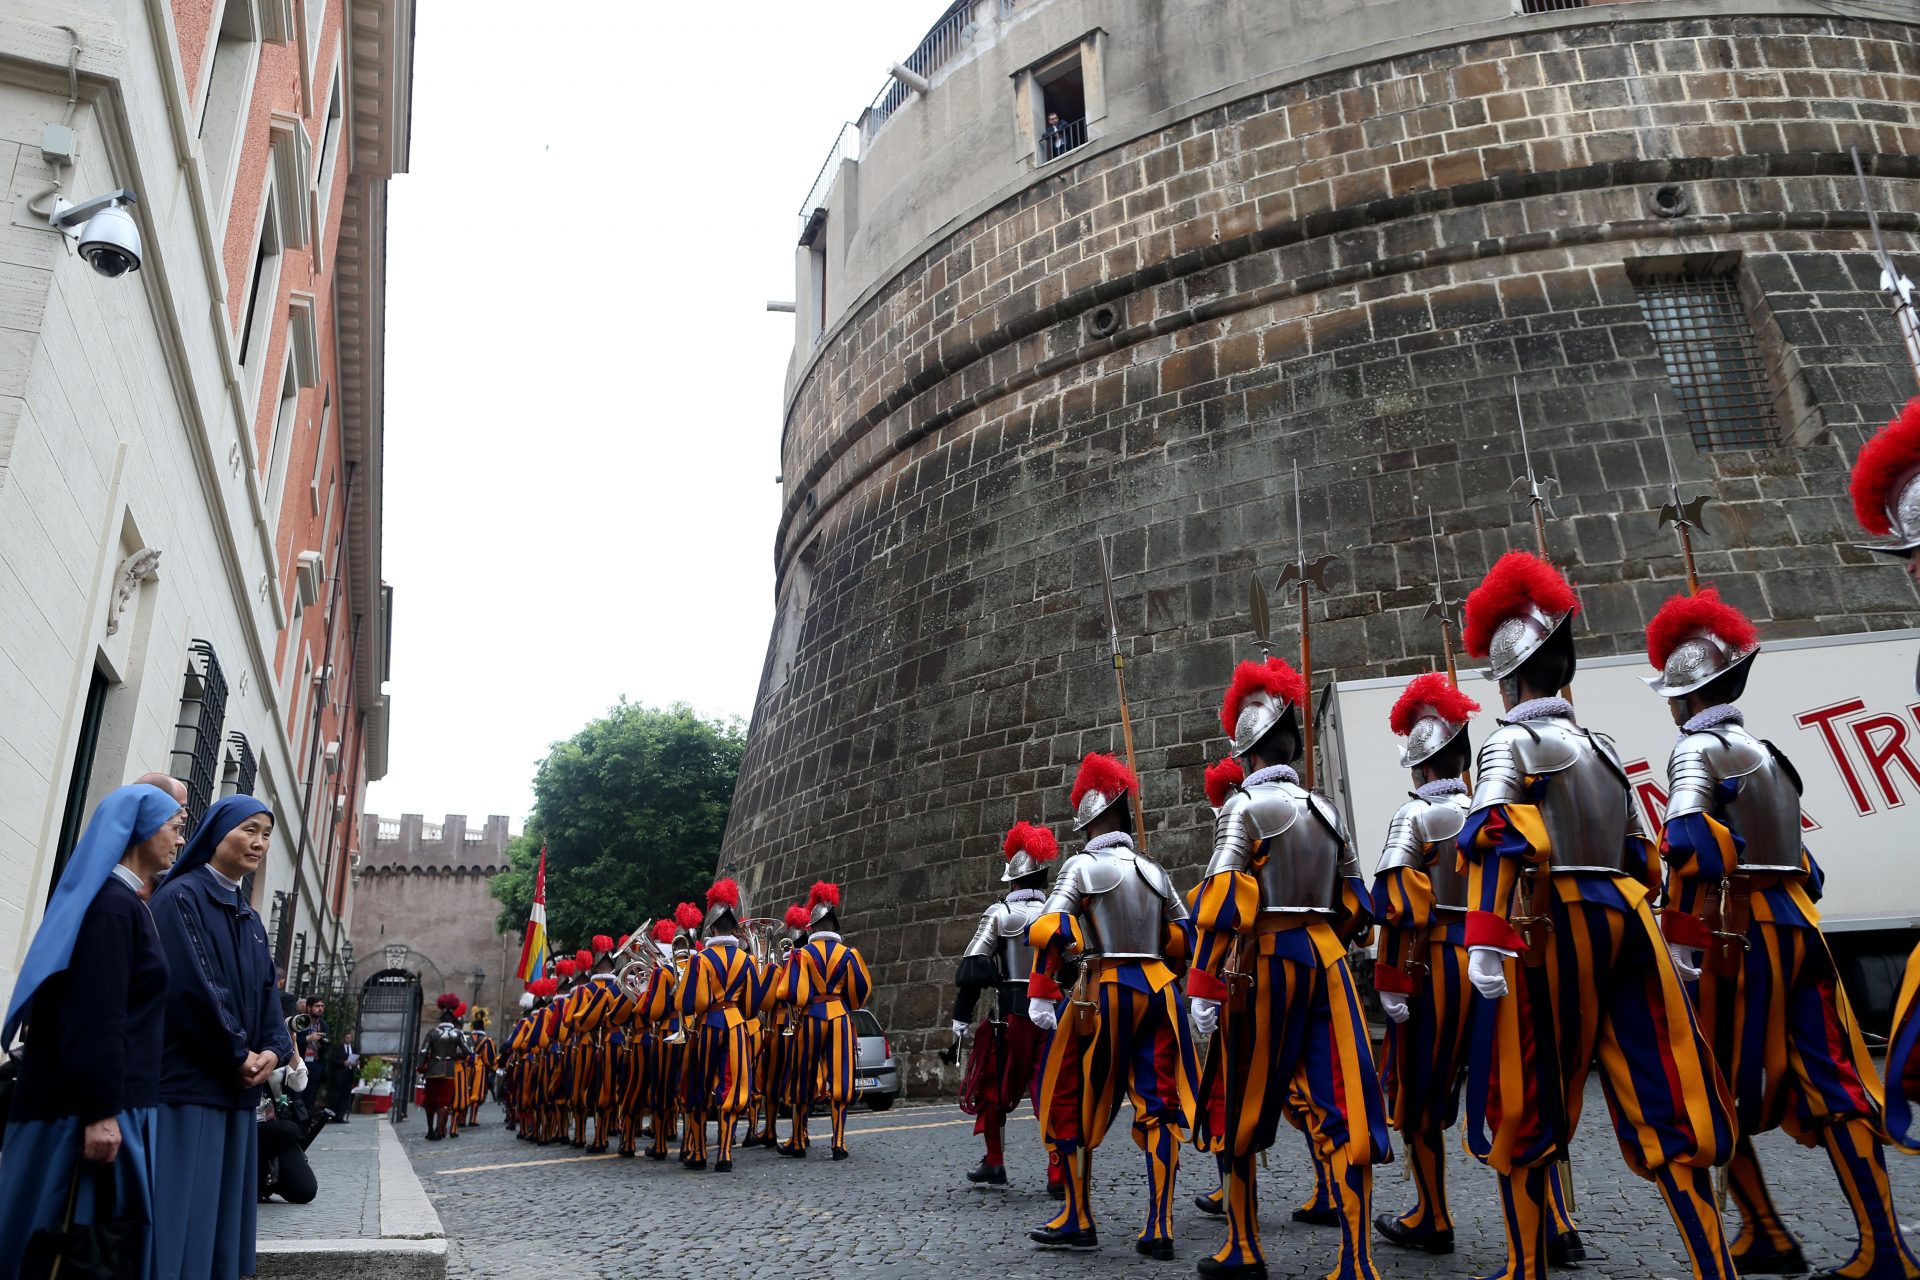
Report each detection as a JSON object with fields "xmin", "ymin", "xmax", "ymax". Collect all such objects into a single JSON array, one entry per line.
[
  {"xmin": 350, "ymin": 814, "xmax": 520, "ymax": 1021},
  {"xmin": 0, "ymin": 0, "xmax": 411, "ymax": 1008},
  {"xmin": 726, "ymin": 0, "xmax": 1920, "ymax": 1091}
]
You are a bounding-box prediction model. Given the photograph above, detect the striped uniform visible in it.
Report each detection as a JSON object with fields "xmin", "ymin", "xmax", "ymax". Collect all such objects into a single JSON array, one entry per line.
[
  {"xmin": 1188, "ymin": 771, "xmax": 1387, "ymax": 1279},
  {"xmin": 1461, "ymin": 707, "xmax": 1736, "ymax": 1280},
  {"xmin": 465, "ymin": 1032, "xmax": 496, "ymax": 1126},
  {"xmin": 1028, "ymin": 833, "xmax": 1196, "ymax": 1251},
  {"xmin": 679, "ymin": 940, "xmax": 768, "ymax": 1166},
  {"xmin": 642, "ymin": 959, "xmax": 690, "ymax": 1160},
  {"xmin": 567, "ymin": 976, "xmax": 625, "ymax": 1152},
  {"xmin": 784, "ymin": 934, "xmax": 873, "ymax": 1153},
  {"xmin": 1890, "ymin": 941, "xmax": 1920, "ymax": 1155},
  {"xmin": 1662, "ymin": 748, "xmax": 1918, "ymax": 1279}
]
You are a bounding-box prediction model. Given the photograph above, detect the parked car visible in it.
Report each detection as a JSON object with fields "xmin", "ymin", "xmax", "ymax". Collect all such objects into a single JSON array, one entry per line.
[{"xmin": 853, "ymin": 1009, "xmax": 898, "ymax": 1110}]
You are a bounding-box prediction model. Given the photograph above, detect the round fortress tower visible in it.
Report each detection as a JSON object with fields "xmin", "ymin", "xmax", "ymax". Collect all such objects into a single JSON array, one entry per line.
[{"xmin": 725, "ymin": 0, "xmax": 1920, "ymax": 1086}]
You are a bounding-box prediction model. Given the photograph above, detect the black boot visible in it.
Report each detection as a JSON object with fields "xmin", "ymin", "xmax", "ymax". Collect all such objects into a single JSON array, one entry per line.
[
  {"xmin": 1194, "ymin": 1192, "xmax": 1225, "ymax": 1216},
  {"xmin": 1548, "ymin": 1230, "xmax": 1589, "ymax": 1267},
  {"xmin": 1029, "ymin": 1224, "xmax": 1098, "ymax": 1249},
  {"xmin": 1375, "ymin": 1214, "xmax": 1455, "ymax": 1255},
  {"xmin": 1195, "ymin": 1258, "xmax": 1268, "ymax": 1279},
  {"xmin": 1134, "ymin": 1237, "xmax": 1175, "ymax": 1261},
  {"xmin": 1732, "ymin": 1243, "xmax": 1808, "ymax": 1276},
  {"xmin": 966, "ymin": 1161, "xmax": 1007, "ymax": 1185}
]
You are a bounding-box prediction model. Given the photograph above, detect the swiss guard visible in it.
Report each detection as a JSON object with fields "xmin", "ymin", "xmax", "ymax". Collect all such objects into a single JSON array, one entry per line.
[
  {"xmin": 1645, "ymin": 585, "xmax": 1918, "ymax": 1280},
  {"xmin": 1849, "ymin": 396, "xmax": 1920, "ymax": 1161},
  {"xmin": 780, "ymin": 881, "xmax": 872, "ymax": 1159},
  {"xmin": 953, "ymin": 820, "xmax": 1060, "ymax": 1189},
  {"xmin": 462, "ymin": 1007, "xmax": 495, "ymax": 1129},
  {"xmin": 641, "ymin": 909, "xmax": 697, "ymax": 1160},
  {"xmin": 749, "ymin": 902, "xmax": 811, "ymax": 1151},
  {"xmin": 1458, "ymin": 551, "xmax": 1736, "ymax": 1280},
  {"xmin": 421, "ymin": 993, "xmax": 470, "ymax": 1141},
  {"xmin": 1025, "ymin": 752, "xmax": 1195, "ymax": 1260},
  {"xmin": 1186, "ymin": 660, "xmax": 1387, "ymax": 1280},
  {"xmin": 679, "ymin": 879, "xmax": 763, "ymax": 1171}
]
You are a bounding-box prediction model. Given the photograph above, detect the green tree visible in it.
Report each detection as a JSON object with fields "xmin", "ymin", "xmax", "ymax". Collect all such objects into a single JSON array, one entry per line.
[{"xmin": 489, "ymin": 701, "xmax": 745, "ymax": 954}]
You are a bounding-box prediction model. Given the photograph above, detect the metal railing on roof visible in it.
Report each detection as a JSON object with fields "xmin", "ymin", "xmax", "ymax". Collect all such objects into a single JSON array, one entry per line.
[
  {"xmin": 864, "ymin": 4, "xmax": 973, "ymax": 137},
  {"xmin": 798, "ymin": 121, "xmax": 860, "ymax": 220}
]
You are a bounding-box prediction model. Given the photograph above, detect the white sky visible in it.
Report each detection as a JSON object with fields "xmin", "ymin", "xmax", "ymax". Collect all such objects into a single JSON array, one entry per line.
[{"xmin": 366, "ymin": 2, "xmax": 940, "ymax": 826}]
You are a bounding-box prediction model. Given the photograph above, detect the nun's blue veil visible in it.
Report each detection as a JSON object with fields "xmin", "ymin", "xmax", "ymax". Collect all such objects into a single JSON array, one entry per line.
[
  {"xmin": 3, "ymin": 782, "xmax": 180, "ymax": 1046},
  {"xmin": 160, "ymin": 793, "xmax": 271, "ymax": 889}
]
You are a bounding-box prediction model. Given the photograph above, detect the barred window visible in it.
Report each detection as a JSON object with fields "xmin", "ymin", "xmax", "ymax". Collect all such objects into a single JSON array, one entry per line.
[
  {"xmin": 222, "ymin": 731, "xmax": 257, "ymax": 798},
  {"xmin": 1519, "ymin": 0, "xmax": 1587, "ymax": 11},
  {"xmin": 1635, "ymin": 269, "xmax": 1778, "ymax": 450},
  {"xmin": 169, "ymin": 640, "xmax": 229, "ymax": 830}
]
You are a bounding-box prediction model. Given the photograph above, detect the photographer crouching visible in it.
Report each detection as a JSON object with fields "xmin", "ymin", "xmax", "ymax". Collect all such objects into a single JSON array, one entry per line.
[{"xmin": 257, "ymin": 1054, "xmax": 323, "ymax": 1205}]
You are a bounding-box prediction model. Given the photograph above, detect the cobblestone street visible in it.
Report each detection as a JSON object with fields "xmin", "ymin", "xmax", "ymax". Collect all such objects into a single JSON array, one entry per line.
[{"xmin": 402, "ymin": 1086, "xmax": 1918, "ymax": 1280}]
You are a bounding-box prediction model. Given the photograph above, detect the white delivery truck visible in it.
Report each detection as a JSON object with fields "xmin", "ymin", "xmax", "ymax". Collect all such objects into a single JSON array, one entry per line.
[{"xmin": 1315, "ymin": 628, "xmax": 1920, "ymax": 1032}]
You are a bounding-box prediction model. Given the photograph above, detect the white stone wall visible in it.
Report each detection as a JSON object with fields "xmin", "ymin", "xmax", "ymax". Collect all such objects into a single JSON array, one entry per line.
[{"xmin": 0, "ymin": 2, "xmax": 359, "ymax": 1007}]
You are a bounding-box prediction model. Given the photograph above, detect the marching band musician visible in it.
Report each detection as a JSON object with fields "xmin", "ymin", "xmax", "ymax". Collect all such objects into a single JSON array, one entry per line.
[
  {"xmin": 779, "ymin": 881, "xmax": 873, "ymax": 1160},
  {"xmin": 1185, "ymin": 659, "xmax": 1388, "ymax": 1280},
  {"xmin": 420, "ymin": 993, "xmax": 470, "ymax": 1142},
  {"xmin": 643, "ymin": 904, "xmax": 703, "ymax": 1161},
  {"xmin": 601, "ymin": 935, "xmax": 646, "ymax": 1159},
  {"xmin": 538, "ymin": 958, "xmax": 578, "ymax": 1146},
  {"xmin": 556, "ymin": 947, "xmax": 598, "ymax": 1147},
  {"xmin": 952, "ymin": 820, "xmax": 1061, "ymax": 1190},
  {"xmin": 748, "ymin": 903, "xmax": 812, "ymax": 1152},
  {"xmin": 566, "ymin": 936, "xmax": 625, "ymax": 1155},
  {"xmin": 679, "ymin": 879, "xmax": 765, "ymax": 1171},
  {"xmin": 504, "ymin": 986, "xmax": 540, "ymax": 1135},
  {"xmin": 1458, "ymin": 551, "xmax": 1736, "ymax": 1280},
  {"xmin": 1025, "ymin": 752, "xmax": 1195, "ymax": 1260},
  {"xmin": 1847, "ymin": 396, "xmax": 1920, "ymax": 1161}
]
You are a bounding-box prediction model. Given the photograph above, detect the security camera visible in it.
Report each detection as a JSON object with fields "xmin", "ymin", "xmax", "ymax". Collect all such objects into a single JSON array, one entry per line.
[{"xmin": 49, "ymin": 189, "xmax": 141, "ymax": 278}]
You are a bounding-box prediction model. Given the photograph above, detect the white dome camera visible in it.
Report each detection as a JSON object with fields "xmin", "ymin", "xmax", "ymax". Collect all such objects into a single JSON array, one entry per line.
[{"xmin": 49, "ymin": 189, "xmax": 142, "ymax": 278}]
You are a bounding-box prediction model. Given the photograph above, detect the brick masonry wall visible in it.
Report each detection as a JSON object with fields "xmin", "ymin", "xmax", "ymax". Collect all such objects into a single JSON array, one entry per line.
[{"xmin": 725, "ymin": 12, "xmax": 1920, "ymax": 1092}]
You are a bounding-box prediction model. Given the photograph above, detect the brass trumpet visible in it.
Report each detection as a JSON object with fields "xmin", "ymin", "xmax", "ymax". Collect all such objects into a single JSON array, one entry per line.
[{"xmin": 662, "ymin": 938, "xmax": 693, "ymax": 1046}]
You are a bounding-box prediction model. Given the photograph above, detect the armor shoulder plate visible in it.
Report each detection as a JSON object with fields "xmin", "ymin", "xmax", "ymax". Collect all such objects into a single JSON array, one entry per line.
[
  {"xmin": 1666, "ymin": 732, "xmax": 1718, "ymax": 820},
  {"xmin": 997, "ymin": 900, "xmax": 1042, "ymax": 935},
  {"xmin": 1760, "ymin": 738, "xmax": 1803, "ymax": 795},
  {"xmin": 1706, "ymin": 725, "xmax": 1768, "ymax": 780},
  {"xmin": 1469, "ymin": 723, "xmax": 1530, "ymax": 813},
  {"xmin": 1511, "ymin": 718, "xmax": 1582, "ymax": 776},
  {"xmin": 1376, "ymin": 800, "xmax": 1428, "ymax": 873},
  {"xmin": 1040, "ymin": 853, "xmax": 1095, "ymax": 917},
  {"xmin": 1587, "ymin": 728, "xmax": 1633, "ymax": 789},
  {"xmin": 1241, "ymin": 783, "xmax": 1301, "ymax": 841},
  {"xmin": 1306, "ymin": 790, "xmax": 1348, "ymax": 843},
  {"xmin": 1134, "ymin": 855, "xmax": 1177, "ymax": 903},
  {"xmin": 1205, "ymin": 794, "xmax": 1258, "ymax": 878},
  {"xmin": 1413, "ymin": 795, "xmax": 1469, "ymax": 847},
  {"xmin": 962, "ymin": 904, "xmax": 1001, "ymax": 959},
  {"xmin": 1078, "ymin": 850, "xmax": 1127, "ymax": 895}
]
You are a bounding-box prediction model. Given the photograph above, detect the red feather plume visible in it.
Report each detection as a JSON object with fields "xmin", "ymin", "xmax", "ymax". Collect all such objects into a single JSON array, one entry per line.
[
  {"xmin": 673, "ymin": 902, "xmax": 703, "ymax": 931},
  {"xmin": 783, "ymin": 903, "xmax": 811, "ymax": 930},
  {"xmin": 1850, "ymin": 397, "xmax": 1920, "ymax": 535},
  {"xmin": 455, "ymin": 1001, "xmax": 468, "ymax": 1018},
  {"xmin": 436, "ymin": 991, "xmax": 460, "ymax": 1013},
  {"xmin": 651, "ymin": 918, "xmax": 678, "ymax": 944},
  {"xmin": 540, "ymin": 978, "xmax": 559, "ymax": 998},
  {"xmin": 573, "ymin": 949, "xmax": 592, "ymax": 971},
  {"xmin": 591, "ymin": 934, "xmax": 613, "ymax": 954},
  {"xmin": 1218, "ymin": 658, "xmax": 1308, "ymax": 738},
  {"xmin": 617, "ymin": 935, "xmax": 630, "ymax": 950},
  {"xmin": 1461, "ymin": 552, "xmax": 1578, "ymax": 658},
  {"xmin": 1069, "ymin": 753, "xmax": 1137, "ymax": 812},
  {"xmin": 1645, "ymin": 587, "xmax": 1759, "ymax": 668},
  {"xmin": 1389, "ymin": 673, "xmax": 1482, "ymax": 737},
  {"xmin": 808, "ymin": 881, "xmax": 841, "ymax": 910},
  {"xmin": 1203, "ymin": 757, "xmax": 1245, "ymax": 809},
  {"xmin": 707, "ymin": 878, "xmax": 741, "ymax": 910},
  {"xmin": 1001, "ymin": 820, "xmax": 1059, "ymax": 864},
  {"xmin": 554, "ymin": 959, "xmax": 576, "ymax": 978}
]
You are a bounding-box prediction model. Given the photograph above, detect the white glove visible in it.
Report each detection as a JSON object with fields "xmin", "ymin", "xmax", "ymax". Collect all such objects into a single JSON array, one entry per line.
[
  {"xmin": 1188, "ymin": 997, "xmax": 1219, "ymax": 1037},
  {"xmin": 1467, "ymin": 947, "xmax": 1510, "ymax": 999},
  {"xmin": 1027, "ymin": 997, "xmax": 1058, "ymax": 1031},
  {"xmin": 950, "ymin": 1020, "xmax": 969, "ymax": 1041},
  {"xmin": 1379, "ymin": 990, "xmax": 1411, "ymax": 1024},
  {"xmin": 1667, "ymin": 943, "xmax": 1702, "ymax": 982}
]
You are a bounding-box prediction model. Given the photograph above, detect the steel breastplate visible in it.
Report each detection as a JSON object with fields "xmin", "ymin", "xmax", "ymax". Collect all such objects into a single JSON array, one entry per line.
[
  {"xmin": 1080, "ymin": 849, "xmax": 1175, "ymax": 958},
  {"xmin": 1420, "ymin": 796, "xmax": 1472, "ymax": 910},
  {"xmin": 1714, "ymin": 728, "xmax": 1806, "ymax": 871},
  {"xmin": 1529, "ymin": 721, "xmax": 1633, "ymax": 873},
  {"xmin": 1252, "ymin": 785, "xmax": 1346, "ymax": 913},
  {"xmin": 995, "ymin": 898, "xmax": 1043, "ymax": 981}
]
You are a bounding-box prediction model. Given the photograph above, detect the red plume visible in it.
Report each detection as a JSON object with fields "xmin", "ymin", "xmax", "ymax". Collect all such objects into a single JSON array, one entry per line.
[
  {"xmin": 1461, "ymin": 552, "xmax": 1578, "ymax": 659},
  {"xmin": 673, "ymin": 902, "xmax": 703, "ymax": 931},
  {"xmin": 539, "ymin": 978, "xmax": 559, "ymax": 998},
  {"xmin": 1069, "ymin": 753, "xmax": 1137, "ymax": 813},
  {"xmin": 617, "ymin": 935, "xmax": 630, "ymax": 950},
  {"xmin": 1218, "ymin": 658, "xmax": 1308, "ymax": 738},
  {"xmin": 1001, "ymin": 820, "xmax": 1059, "ymax": 864},
  {"xmin": 1851, "ymin": 397, "xmax": 1920, "ymax": 535},
  {"xmin": 808, "ymin": 881, "xmax": 841, "ymax": 910},
  {"xmin": 591, "ymin": 934, "xmax": 613, "ymax": 954},
  {"xmin": 1203, "ymin": 757, "xmax": 1245, "ymax": 809},
  {"xmin": 573, "ymin": 949, "xmax": 592, "ymax": 971},
  {"xmin": 1389, "ymin": 673, "xmax": 1482, "ymax": 737},
  {"xmin": 651, "ymin": 918, "xmax": 678, "ymax": 944},
  {"xmin": 783, "ymin": 903, "xmax": 811, "ymax": 930},
  {"xmin": 555, "ymin": 958, "xmax": 576, "ymax": 978},
  {"xmin": 1645, "ymin": 587, "xmax": 1759, "ymax": 668},
  {"xmin": 706, "ymin": 878, "xmax": 741, "ymax": 910},
  {"xmin": 455, "ymin": 1001, "xmax": 468, "ymax": 1017},
  {"xmin": 436, "ymin": 991, "xmax": 460, "ymax": 1013}
]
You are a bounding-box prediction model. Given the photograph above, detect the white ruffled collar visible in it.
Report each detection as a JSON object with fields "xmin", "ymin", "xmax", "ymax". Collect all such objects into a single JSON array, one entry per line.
[
  {"xmin": 1416, "ymin": 778, "xmax": 1468, "ymax": 799},
  {"xmin": 1006, "ymin": 888, "xmax": 1044, "ymax": 904},
  {"xmin": 1084, "ymin": 832, "xmax": 1134, "ymax": 853},
  {"xmin": 1244, "ymin": 764, "xmax": 1299, "ymax": 787},
  {"xmin": 1502, "ymin": 696, "xmax": 1573, "ymax": 724},
  {"xmin": 1682, "ymin": 705, "xmax": 1744, "ymax": 736}
]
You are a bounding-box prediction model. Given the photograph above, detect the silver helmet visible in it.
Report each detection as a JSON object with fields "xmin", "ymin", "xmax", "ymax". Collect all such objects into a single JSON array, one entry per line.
[
  {"xmin": 1399, "ymin": 714, "xmax": 1468, "ymax": 768},
  {"xmin": 1857, "ymin": 462, "xmax": 1920, "ymax": 557},
  {"xmin": 1641, "ymin": 589, "xmax": 1762, "ymax": 699},
  {"xmin": 1230, "ymin": 690, "xmax": 1289, "ymax": 759},
  {"xmin": 806, "ymin": 883, "xmax": 842, "ymax": 929},
  {"xmin": 1389, "ymin": 673, "xmax": 1479, "ymax": 769},
  {"xmin": 1482, "ymin": 602, "xmax": 1570, "ymax": 682},
  {"xmin": 1001, "ymin": 820, "xmax": 1059, "ymax": 882},
  {"xmin": 1643, "ymin": 631, "xmax": 1760, "ymax": 698},
  {"xmin": 1068, "ymin": 754, "xmax": 1136, "ymax": 832}
]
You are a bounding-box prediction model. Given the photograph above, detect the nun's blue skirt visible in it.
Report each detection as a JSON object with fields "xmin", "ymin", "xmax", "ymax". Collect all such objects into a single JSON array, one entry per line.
[
  {"xmin": 0, "ymin": 1107, "xmax": 159, "ymax": 1280},
  {"xmin": 152, "ymin": 1104, "xmax": 256, "ymax": 1280}
]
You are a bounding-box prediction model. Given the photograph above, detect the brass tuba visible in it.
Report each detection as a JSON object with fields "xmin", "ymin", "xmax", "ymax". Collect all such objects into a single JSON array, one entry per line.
[
  {"xmin": 738, "ymin": 917, "xmax": 782, "ymax": 965},
  {"xmin": 611, "ymin": 921, "xmax": 658, "ymax": 1002},
  {"xmin": 661, "ymin": 937, "xmax": 694, "ymax": 1046}
]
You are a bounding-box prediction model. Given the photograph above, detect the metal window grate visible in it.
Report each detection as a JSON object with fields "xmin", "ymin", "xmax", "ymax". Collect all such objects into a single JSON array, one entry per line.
[
  {"xmin": 227, "ymin": 731, "xmax": 257, "ymax": 796},
  {"xmin": 169, "ymin": 640, "xmax": 229, "ymax": 831},
  {"xmin": 1635, "ymin": 271, "xmax": 1778, "ymax": 450},
  {"xmin": 1520, "ymin": 0, "xmax": 1588, "ymax": 11}
]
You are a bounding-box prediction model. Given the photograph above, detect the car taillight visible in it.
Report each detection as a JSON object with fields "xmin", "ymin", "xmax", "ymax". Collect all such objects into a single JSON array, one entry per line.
[{"xmin": 883, "ymin": 1036, "xmax": 892, "ymax": 1058}]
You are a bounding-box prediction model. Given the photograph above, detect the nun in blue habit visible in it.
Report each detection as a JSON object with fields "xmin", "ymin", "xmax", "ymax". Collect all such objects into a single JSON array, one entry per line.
[
  {"xmin": 0, "ymin": 782, "xmax": 184, "ymax": 1280},
  {"xmin": 149, "ymin": 794, "xmax": 294, "ymax": 1280}
]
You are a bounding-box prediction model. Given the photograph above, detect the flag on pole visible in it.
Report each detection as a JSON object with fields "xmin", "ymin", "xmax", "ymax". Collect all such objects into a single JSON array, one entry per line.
[{"xmin": 516, "ymin": 844, "xmax": 550, "ymax": 983}]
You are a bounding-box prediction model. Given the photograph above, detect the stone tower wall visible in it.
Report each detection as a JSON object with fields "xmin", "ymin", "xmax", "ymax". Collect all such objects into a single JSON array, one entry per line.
[{"xmin": 725, "ymin": 8, "xmax": 1920, "ymax": 1092}]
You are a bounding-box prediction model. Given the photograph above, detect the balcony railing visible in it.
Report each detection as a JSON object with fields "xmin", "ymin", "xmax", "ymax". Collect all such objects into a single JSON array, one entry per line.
[
  {"xmin": 1038, "ymin": 116, "xmax": 1088, "ymax": 164},
  {"xmin": 798, "ymin": 121, "xmax": 859, "ymax": 220},
  {"xmin": 865, "ymin": 3, "xmax": 973, "ymax": 137}
]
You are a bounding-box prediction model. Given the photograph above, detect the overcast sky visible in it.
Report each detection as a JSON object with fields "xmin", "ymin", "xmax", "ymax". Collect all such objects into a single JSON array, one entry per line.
[{"xmin": 365, "ymin": 2, "xmax": 936, "ymax": 826}]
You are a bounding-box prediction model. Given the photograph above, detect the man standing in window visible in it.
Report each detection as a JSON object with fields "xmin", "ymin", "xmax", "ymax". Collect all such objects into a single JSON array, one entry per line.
[{"xmin": 1042, "ymin": 110, "xmax": 1071, "ymax": 160}]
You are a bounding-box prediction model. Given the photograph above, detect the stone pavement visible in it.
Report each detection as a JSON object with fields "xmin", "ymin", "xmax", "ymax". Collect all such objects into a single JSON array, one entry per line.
[
  {"xmin": 403, "ymin": 1087, "xmax": 1919, "ymax": 1280},
  {"xmin": 256, "ymin": 1116, "xmax": 446, "ymax": 1278}
]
